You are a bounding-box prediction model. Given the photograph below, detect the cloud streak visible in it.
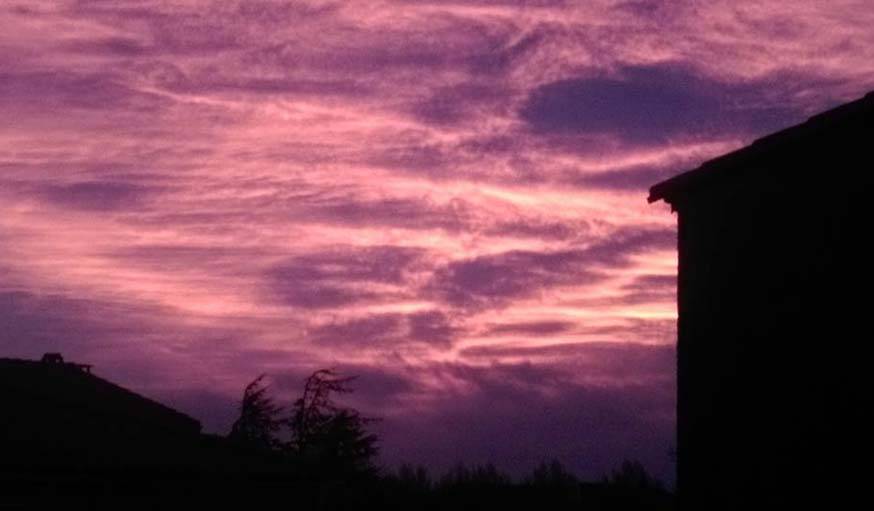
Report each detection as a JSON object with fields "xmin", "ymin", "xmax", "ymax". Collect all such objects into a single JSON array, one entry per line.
[{"xmin": 2, "ymin": 0, "xmax": 873, "ymax": 484}]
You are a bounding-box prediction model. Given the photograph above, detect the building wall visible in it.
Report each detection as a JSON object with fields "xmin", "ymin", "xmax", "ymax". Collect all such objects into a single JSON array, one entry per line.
[{"xmin": 674, "ymin": 127, "xmax": 871, "ymax": 508}]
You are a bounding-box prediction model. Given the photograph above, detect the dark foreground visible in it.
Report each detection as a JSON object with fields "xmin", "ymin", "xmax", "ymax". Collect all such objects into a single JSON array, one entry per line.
[
  {"xmin": 1, "ymin": 453, "xmax": 674, "ymax": 511},
  {"xmin": 1, "ymin": 357, "xmax": 672, "ymax": 510}
]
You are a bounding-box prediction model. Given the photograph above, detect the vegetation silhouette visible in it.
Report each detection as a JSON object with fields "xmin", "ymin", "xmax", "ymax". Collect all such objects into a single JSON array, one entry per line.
[
  {"xmin": 609, "ymin": 459, "xmax": 666, "ymax": 492},
  {"xmin": 228, "ymin": 369, "xmax": 380, "ymax": 475},
  {"xmin": 1, "ymin": 356, "xmax": 674, "ymax": 509},
  {"xmin": 219, "ymin": 369, "xmax": 673, "ymax": 510},
  {"xmin": 228, "ymin": 374, "xmax": 283, "ymax": 451},
  {"xmin": 376, "ymin": 459, "xmax": 673, "ymax": 511},
  {"xmin": 286, "ymin": 369, "xmax": 380, "ymax": 475}
]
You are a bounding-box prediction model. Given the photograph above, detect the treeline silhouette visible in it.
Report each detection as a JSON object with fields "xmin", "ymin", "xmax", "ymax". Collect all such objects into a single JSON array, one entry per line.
[
  {"xmin": 0, "ymin": 360, "xmax": 674, "ymax": 510},
  {"xmin": 373, "ymin": 459, "xmax": 672, "ymax": 511},
  {"xmin": 212, "ymin": 369, "xmax": 674, "ymax": 510}
]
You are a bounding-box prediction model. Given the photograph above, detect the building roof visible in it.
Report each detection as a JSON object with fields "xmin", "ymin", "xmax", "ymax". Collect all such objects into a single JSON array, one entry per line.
[
  {"xmin": 648, "ymin": 91, "xmax": 874, "ymax": 207},
  {"xmin": 0, "ymin": 355, "xmax": 201, "ymax": 436},
  {"xmin": 0, "ymin": 355, "xmax": 289, "ymax": 477}
]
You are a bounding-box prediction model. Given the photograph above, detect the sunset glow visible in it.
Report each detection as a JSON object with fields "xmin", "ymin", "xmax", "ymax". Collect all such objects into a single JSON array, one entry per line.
[{"xmin": 2, "ymin": 0, "xmax": 873, "ymax": 482}]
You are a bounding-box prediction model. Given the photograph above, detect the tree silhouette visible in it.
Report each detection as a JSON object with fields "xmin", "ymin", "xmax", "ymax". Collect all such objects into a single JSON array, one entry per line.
[
  {"xmin": 287, "ymin": 369, "xmax": 379, "ymax": 473},
  {"xmin": 228, "ymin": 374, "xmax": 283, "ymax": 451},
  {"xmin": 528, "ymin": 459, "xmax": 578, "ymax": 488},
  {"xmin": 609, "ymin": 459, "xmax": 664, "ymax": 491}
]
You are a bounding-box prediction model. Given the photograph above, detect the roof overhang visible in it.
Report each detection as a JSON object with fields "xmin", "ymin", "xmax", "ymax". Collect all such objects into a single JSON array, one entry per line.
[{"xmin": 648, "ymin": 91, "xmax": 874, "ymax": 208}]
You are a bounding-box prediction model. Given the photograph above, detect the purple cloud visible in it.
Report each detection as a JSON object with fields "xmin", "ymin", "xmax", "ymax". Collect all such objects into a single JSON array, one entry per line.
[
  {"xmin": 308, "ymin": 314, "xmax": 404, "ymax": 346},
  {"xmin": 428, "ymin": 227, "xmax": 675, "ymax": 310},
  {"xmin": 298, "ymin": 195, "xmax": 472, "ymax": 231},
  {"xmin": 37, "ymin": 181, "xmax": 156, "ymax": 211},
  {"xmin": 486, "ymin": 218, "xmax": 587, "ymax": 241},
  {"xmin": 460, "ymin": 342, "xmax": 676, "ymax": 384},
  {"xmin": 484, "ymin": 320, "xmax": 576, "ymax": 336},
  {"xmin": 427, "ymin": 249, "xmax": 601, "ymax": 309},
  {"xmin": 268, "ymin": 246, "xmax": 424, "ymax": 309},
  {"xmin": 273, "ymin": 246, "xmax": 423, "ymax": 284},
  {"xmin": 0, "ymin": 291, "xmax": 153, "ymax": 357},
  {"xmin": 408, "ymin": 310, "xmax": 458, "ymax": 346},
  {"xmin": 465, "ymin": 30, "xmax": 544, "ymax": 75},
  {"xmin": 567, "ymin": 165, "xmax": 681, "ymax": 191},
  {"xmin": 307, "ymin": 310, "xmax": 458, "ymax": 348},
  {"xmin": 0, "ymin": 71, "xmax": 166, "ymax": 111},
  {"xmin": 519, "ymin": 64, "xmax": 806, "ymax": 143},
  {"xmin": 398, "ymin": 0, "xmax": 566, "ymax": 8},
  {"xmin": 62, "ymin": 36, "xmax": 150, "ymax": 57},
  {"xmin": 412, "ymin": 83, "xmax": 509, "ymax": 125}
]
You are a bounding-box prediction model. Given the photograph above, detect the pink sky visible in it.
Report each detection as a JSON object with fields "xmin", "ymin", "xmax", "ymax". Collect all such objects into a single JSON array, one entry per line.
[{"xmin": 2, "ymin": 0, "xmax": 874, "ymax": 482}]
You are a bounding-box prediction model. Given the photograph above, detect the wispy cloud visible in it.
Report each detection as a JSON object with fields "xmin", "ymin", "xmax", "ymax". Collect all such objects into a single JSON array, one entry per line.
[{"xmin": 2, "ymin": 0, "xmax": 873, "ymax": 483}]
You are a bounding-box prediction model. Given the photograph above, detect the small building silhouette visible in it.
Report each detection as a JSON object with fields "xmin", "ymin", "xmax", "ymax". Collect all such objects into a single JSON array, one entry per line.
[
  {"xmin": 650, "ymin": 92, "xmax": 873, "ymax": 508},
  {"xmin": 1, "ymin": 354, "xmax": 202, "ymax": 458},
  {"xmin": 40, "ymin": 352, "xmax": 65, "ymax": 364},
  {"xmin": 0, "ymin": 354, "xmax": 206, "ymax": 494},
  {"xmin": 0, "ymin": 354, "xmax": 308, "ymax": 501},
  {"xmin": 40, "ymin": 351, "xmax": 92, "ymax": 372}
]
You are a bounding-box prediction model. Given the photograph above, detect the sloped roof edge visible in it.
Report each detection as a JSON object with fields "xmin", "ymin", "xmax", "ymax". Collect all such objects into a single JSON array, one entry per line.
[
  {"xmin": 0, "ymin": 357, "xmax": 202, "ymax": 433},
  {"xmin": 648, "ymin": 91, "xmax": 874, "ymax": 206}
]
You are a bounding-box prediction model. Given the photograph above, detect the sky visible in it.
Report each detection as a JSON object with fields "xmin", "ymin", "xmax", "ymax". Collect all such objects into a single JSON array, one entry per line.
[{"xmin": 2, "ymin": 0, "xmax": 874, "ymax": 484}]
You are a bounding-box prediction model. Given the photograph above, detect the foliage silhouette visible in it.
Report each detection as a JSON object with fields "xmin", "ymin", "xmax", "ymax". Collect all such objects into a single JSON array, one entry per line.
[
  {"xmin": 287, "ymin": 369, "xmax": 380, "ymax": 474},
  {"xmin": 528, "ymin": 459, "xmax": 578, "ymax": 488},
  {"xmin": 609, "ymin": 459, "xmax": 665, "ymax": 491},
  {"xmin": 228, "ymin": 374, "xmax": 283, "ymax": 451},
  {"xmin": 394, "ymin": 463, "xmax": 432, "ymax": 491},
  {"xmin": 227, "ymin": 368, "xmax": 380, "ymax": 476}
]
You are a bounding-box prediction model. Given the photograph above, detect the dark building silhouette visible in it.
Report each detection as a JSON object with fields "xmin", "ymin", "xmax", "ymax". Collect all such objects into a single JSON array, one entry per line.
[
  {"xmin": 1, "ymin": 354, "xmax": 307, "ymax": 503},
  {"xmin": 650, "ymin": 92, "xmax": 873, "ymax": 508},
  {"xmin": 40, "ymin": 351, "xmax": 92, "ymax": 372},
  {"xmin": 1, "ymin": 354, "xmax": 202, "ymax": 472},
  {"xmin": 0, "ymin": 357, "xmax": 679, "ymax": 508}
]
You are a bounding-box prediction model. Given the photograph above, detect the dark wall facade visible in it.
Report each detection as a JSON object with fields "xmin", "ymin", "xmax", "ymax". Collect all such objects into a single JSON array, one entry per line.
[{"xmin": 671, "ymin": 106, "xmax": 872, "ymax": 509}]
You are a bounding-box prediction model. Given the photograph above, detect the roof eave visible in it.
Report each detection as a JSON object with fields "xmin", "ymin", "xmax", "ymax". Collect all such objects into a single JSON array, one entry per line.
[{"xmin": 647, "ymin": 90, "xmax": 874, "ymax": 208}]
